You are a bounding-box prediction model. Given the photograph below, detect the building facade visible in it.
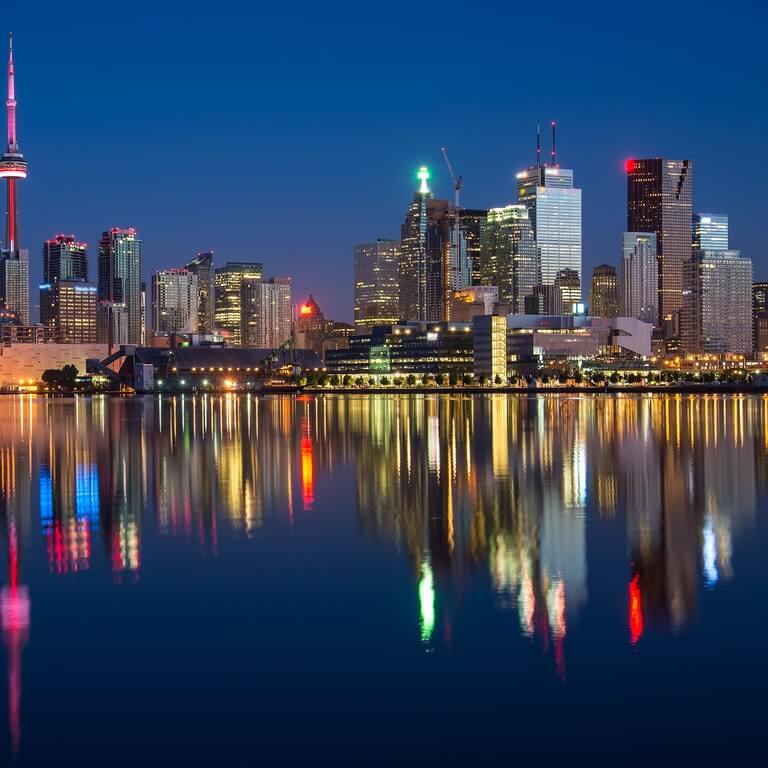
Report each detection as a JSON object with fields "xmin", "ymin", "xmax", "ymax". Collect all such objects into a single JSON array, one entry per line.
[
  {"xmin": 554, "ymin": 268, "xmax": 582, "ymax": 314},
  {"xmin": 754, "ymin": 282, "xmax": 768, "ymax": 357},
  {"xmin": 151, "ymin": 269, "xmax": 199, "ymax": 336},
  {"xmin": 627, "ymin": 158, "xmax": 692, "ymax": 328},
  {"xmin": 43, "ymin": 234, "xmax": 87, "ymax": 283},
  {"xmin": 39, "ymin": 281, "xmax": 97, "ymax": 343},
  {"xmin": 354, "ymin": 239, "xmax": 400, "ymax": 331},
  {"xmin": 97, "ymin": 228, "xmax": 142, "ymax": 346},
  {"xmin": 590, "ymin": 264, "xmax": 619, "ymax": 317},
  {"xmin": 184, "ymin": 251, "xmax": 214, "ymax": 334},
  {"xmin": 681, "ymin": 250, "xmax": 753, "ymax": 354},
  {"xmin": 620, "ymin": 232, "xmax": 658, "ymax": 324},
  {"xmin": 240, "ymin": 276, "xmax": 292, "ymax": 349},
  {"xmin": 516, "ymin": 165, "xmax": 582, "ymax": 299},
  {"xmin": 693, "ymin": 213, "xmax": 728, "ymax": 251},
  {"xmin": 214, "ymin": 261, "xmax": 263, "ymax": 345},
  {"xmin": 0, "ymin": 249, "xmax": 28, "ymax": 324}
]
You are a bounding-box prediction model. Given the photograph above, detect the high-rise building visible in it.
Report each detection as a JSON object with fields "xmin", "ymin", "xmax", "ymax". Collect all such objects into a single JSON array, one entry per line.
[
  {"xmin": 621, "ymin": 233, "xmax": 658, "ymax": 324},
  {"xmin": 626, "ymin": 158, "xmax": 693, "ymax": 328},
  {"xmin": 43, "ymin": 234, "xmax": 88, "ymax": 283},
  {"xmin": 354, "ymin": 239, "xmax": 400, "ymax": 330},
  {"xmin": 459, "ymin": 209, "xmax": 487, "ymax": 286},
  {"xmin": 516, "ymin": 145, "xmax": 582, "ymax": 299},
  {"xmin": 97, "ymin": 301, "xmax": 128, "ymax": 347},
  {"xmin": 214, "ymin": 261, "xmax": 263, "ymax": 345},
  {"xmin": 554, "ymin": 267, "xmax": 582, "ymax": 314},
  {"xmin": 140, "ymin": 281, "xmax": 146, "ymax": 345},
  {"xmin": 681, "ymin": 250, "xmax": 752, "ymax": 354},
  {"xmin": 0, "ymin": 35, "xmax": 28, "ymax": 325},
  {"xmin": 524, "ymin": 284, "xmax": 563, "ymax": 315},
  {"xmin": 97, "ymin": 228, "xmax": 142, "ymax": 346},
  {"xmin": 240, "ymin": 276, "xmax": 292, "ymax": 349},
  {"xmin": 184, "ymin": 251, "xmax": 214, "ymax": 334},
  {"xmin": 753, "ymin": 282, "xmax": 768, "ymax": 357},
  {"xmin": 590, "ymin": 264, "xmax": 619, "ymax": 317},
  {"xmin": 39, "ymin": 282, "xmax": 98, "ymax": 343},
  {"xmin": 151, "ymin": 269, "xmax": 199, "ymax": 336},
  {"xmin": 693, "ymin": 213, "xmax": 728, "ymax": 251},
  {"xmin": 480, "ymin": 205, "xmax": 539, "ymax": 313},
  {"xmin": 399, "ymin": 167, "xmax": 451, "ymax": 321}
]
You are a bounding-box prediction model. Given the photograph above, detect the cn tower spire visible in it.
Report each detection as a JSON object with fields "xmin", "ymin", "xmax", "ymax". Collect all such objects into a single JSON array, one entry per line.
[{"xmin": 6, "ymin": 32, "xmax": 16, "ymax": 152}]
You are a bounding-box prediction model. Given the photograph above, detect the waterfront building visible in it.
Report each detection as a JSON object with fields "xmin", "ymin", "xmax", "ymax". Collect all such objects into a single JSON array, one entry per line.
[
  {"xmin": 354, "ymin": 239, "xmax": 400, "ymax": 330},
  {"xmin": 240, "ymin": 276, "xmax": 292, "ymax": 349},
  {"xmin": 0, "ymin": 35, "xmax": 29, "ymax": 325},
  {"xmin": 479, "ymin": 205, "xmax": 539, "ymax": 312},
  {"xmin": 97, "ymin": 228, "xmax": 142, "ymax": 345},
  {"xmin": 39, "ymin": 281, "xmax": 97, "ymax": 343},
  {"xmin": 626, "ymin": 158, "xmax": 692, "ymax": 328},
  {"xmin": 151, "ymin": 269, "xmax": 199, "ymax": 335},
  {"xmin": 184, "ymin": 251, "xmax": 214, "ymax": 334},
  {"xmin": 680, "ymin": 250, "xmax": 753, "ymax": 354},
  {"xmin": 554, "ymin": 268, "xmax": 582, "ymax": 314},
  {"xmin": 754, "ymin": 282, "xmax": 768, "ymax": 357},
  {"xmin": 620, "ymin": 232, "xmax": 658, "ymax": 324},
  {"xmin": 214, "ymin": 261, "xmax": 263, "ymax": 345},
  {"xmin": 693, "ymin": 213, "xmax": 728, "ymax": 251},
  {"xmin": 590, "ymin": 264, "xmax": 619, "ymax": 317},
  {"xmin": 516, "ymin": 160, "xmax": 582, "ymax": 299},
  {"xmin": 399, "ymin": 167, "xmax": 451, "ymax": 321},
  {"xmin": 473, "ymin": 315, "xmax": 507, "ymax": 379}
]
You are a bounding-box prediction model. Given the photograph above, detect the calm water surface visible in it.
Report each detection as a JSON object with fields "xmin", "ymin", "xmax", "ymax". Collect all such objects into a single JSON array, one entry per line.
[{"xmin": 1, "ymin": 393, "xmax": 767, "ymax": 761}]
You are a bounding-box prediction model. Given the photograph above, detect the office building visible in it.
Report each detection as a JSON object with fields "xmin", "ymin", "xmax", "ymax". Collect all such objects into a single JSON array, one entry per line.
[
  {"xmin": 184, "ymin": 251, "xmax": 214, "ymax": 334},
  {"xmin": 516, "ymin": 160, "xmax": 582, "ymax": 299},
  {"xmin": 43, "ymin": 234, "xmax": 88, "ymax": 283},
  {"xmin": 98, "ymin": 228, "xmax": 142, "ymax": 346},
  {"xmin": 0, "ymin": 35, "xmax": 29, "ymax": 325},
  {"xmin": 554, "ymin": 268, "xmax": 582, "ymax": 314},
  {"xmin": 693, "ymin": 213, "xmax": 728, "ymax": 251},
  {"xmin": 240, "ymin": 276, "xmax": 292, "ymax": 349},
  {"xmin": 151, "ymin": 269, "xmax": 199, "ymax": 335},
  {"xmin": 354, "ymin": 239, "xmax": 400, "ymax": 330},
  {"xmin": 590, "ymin": 264, "xmax": 619, "ymax": 317},
  {"xmin": 627, "ymin": 158, "xmax": 692, "ymax": 328},
  {"xmin": 524, "ymin": 284, "xmax": 563, "ymax": 315},
  {"xmin": 480, "ymin": 205, "xmax": 539, "ymax": 313},
  {"xmin": 97, "ymin": 301, "xmax": 129, "ymax": 347},
  {"xmin": 753, "ymin": 282, "xmax": 768, "ymax": 357},
  {"xmin": 39, "ymin": 281, "xmax": 98, "ymax": 343},
  {"xmin": 214, "ymin": 261, "xmax": 263, "ymax": 345},
  {"xmin": 473, "ymin": 315, "xmax": 507, "ymax": 379},
  {"xmin": 621, "ymin": 232, "xmax": 658, "ymax": 324},
  {"xmin": 399, "ymin": 167, "xmax": 451, "ymax": 321},
  {"xmin": 681, "ymin": 250, "xmax": 752, "ymax": 354},
  {"xmin": 459, "ymin": 209, "xmax": 488, "ymax": 286}
]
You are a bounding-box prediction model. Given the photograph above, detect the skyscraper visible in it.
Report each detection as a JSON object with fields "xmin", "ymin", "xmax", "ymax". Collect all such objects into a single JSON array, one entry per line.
[
  {"xmin": 43, "ymin": 235, "xmax": 88, "ymax": 283},
  {"xmin": 459, "ymin": 209, "xmax": 488, "ymax": 287},
  {"xmin": 681, "ymin": 250, "xmax": 752, "ymax": 354},
  {"xmin": 399, "ymin": 167, "xmax": 451, "ymax": 321},
  {"xmin": 621, "ymin": 232, "xmax": 658, "ymax": 324},
  {"xmin": 752, "ymin": 282, "xmax": 768, "ymax": 357},
  {"xmin": 97, "ymin": 228, "xmax": 143, "ymax": 346},
  {"xmin": 151, "ymin": 269, "xmax": 199, "ymax": 335},
  {"xmin": 626, "ymin": 158, "xmax": 693, "ymax": 328},
  {"xmin": 240, "ymin": 276, "xmax": 292, "ymax": 348},
  {"xmin": 0, "ymin": 34, "xmax": 28, "ymax": 325},
  {"xmin": 590, "ymin": 264, "xmax": 619, "ymax": 317},
  {"xmin": 554, "ymin": 268, "xmax": 582, "ymax": 314},
  {"xmin": 184, "ymin": 251, "xmax": 214, "ymax": 334},
  {"xmin": 214, "ymin": 261, "xmax": 263, "ymax": 345},
  {"xmin": 480, "ymin": 205, "xmax": 539, "ymax": 313},
  {"xmin": 693, "ymin": 213, "xmax": 728, "ymax": 251},
  {"xmin": 516, "ymin": 132, "xmax": 582, "ymax": 299},
  {"xmin": 354, "ymin": 239, "xmax": 400, "ymax": 330}
]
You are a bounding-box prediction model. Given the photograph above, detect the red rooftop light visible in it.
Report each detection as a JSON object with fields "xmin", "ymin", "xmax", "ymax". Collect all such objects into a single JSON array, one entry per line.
[
  {"xmin": 299, "ymin": 303, "xmax": 313, "ymax": 316},
  {"xmin": 625, "ymin": 158, "xmax": 636, "ymax": 173}
]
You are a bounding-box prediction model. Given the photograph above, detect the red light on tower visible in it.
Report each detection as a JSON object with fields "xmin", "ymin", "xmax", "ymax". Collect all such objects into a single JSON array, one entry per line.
[
  {"xmin": 625, "ymin": 158, "xmax": 636, "ymax": 173},
  {"xmin": 299, "ymin": 303, "xmax": 313, "ymax": 316}
]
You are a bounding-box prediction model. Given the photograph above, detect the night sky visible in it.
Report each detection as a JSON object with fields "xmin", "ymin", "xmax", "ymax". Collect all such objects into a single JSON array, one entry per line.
[{"xmin": 8, "ymin": 0, "xmax": 767, "ymax": 322}]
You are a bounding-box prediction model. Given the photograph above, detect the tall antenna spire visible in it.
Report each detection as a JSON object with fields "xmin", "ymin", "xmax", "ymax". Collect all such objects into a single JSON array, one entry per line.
[
  {"xmin": 536, "ymin": 124, "xmax": 541, "ymax": 168},
  {"xmin": 551, "ymin": 120, "xmax": 557, "ymax": 167},
  {"xmin": 6, "ymin": 32, "xmax": 16, "ymax": 152}
]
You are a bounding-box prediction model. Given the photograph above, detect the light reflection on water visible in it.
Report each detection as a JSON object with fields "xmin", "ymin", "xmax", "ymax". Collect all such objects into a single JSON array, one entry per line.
[{"xmin": 0, "ymin": 392, "xmax": 767, "ymax": 759}]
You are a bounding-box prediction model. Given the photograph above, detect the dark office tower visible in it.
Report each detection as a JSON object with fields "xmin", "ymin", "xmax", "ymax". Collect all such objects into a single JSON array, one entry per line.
[
  {"xmin": 590, "ymin": 264, "xmax": 619, "ymax": 317},
  {"xmin": 458, "ymin": 209, "xmax": 487, "ymax": 286},
  {"xmin": 214, "ymin": 261, "xmax": 263, "ymax": 345},
  {"xmin": 753, "ymin": 282, "xmax": 768, "ymax": 356},
  {"xmin": 626, "ymin": 158, "xmax": 693, "ymax": 329},
  {"xmin": 43, "ymin": 234, "xmax": 88, "ymax": 283},
  {"xmin": 554, "ymin": 267, "xmax": 581, "ymax": 314},
  {"xmin": 97, "ymin": 227, "xmax": 143, "ymax": 346},
  {"xmin": 480, "ymin": 205, "xmax": 539, "ymax": 312},
  {"xmin": 399, "ymin": 167, "xmax": 451, "ymax": 321},
  {"xmin": 184, "ymin": 251, "xmax": 214, "ymax": 334},
  {"xmin": 524, "ymin": 284, "xmax": 563, "ymax": 315}
]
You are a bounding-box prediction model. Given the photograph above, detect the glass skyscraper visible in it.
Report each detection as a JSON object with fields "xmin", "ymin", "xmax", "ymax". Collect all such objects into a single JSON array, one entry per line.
[
  {"xmin": 354, "ymin": 239, "xmax": 400, "ymax": 331},
  {"xmin": 516, "ymin": 166, "xmax": 582, "ymax": 300},
  {"xmin": 621, "ymin": 232, "xmax": 658, "ymax": 324},
  {"xmin": 151, "ymin": 269, "xmax": 199, "ymax": 335},
  {"xmin": 240, "ymin": 276, "xmax": 292, "ymax": 349},
  {"xmin": 214, "ymin": 261, "xmax": 263, "ymax": 345},
  {"xmin": 97, "ymin": 227, "xmax": 142, "ymax": 346},
  {"xmin": 692, "ymin": 213, "xmax": 728, "ymax": 251},
  {"xmin": 184, "ymin": 251, "xmax": 214, "ymax": 334}
]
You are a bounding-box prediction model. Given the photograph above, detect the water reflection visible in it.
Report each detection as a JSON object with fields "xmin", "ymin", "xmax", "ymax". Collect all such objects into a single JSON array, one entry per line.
[{"xmin": 0, "ymin": 393, "xmax": 766, "ymax": 755}]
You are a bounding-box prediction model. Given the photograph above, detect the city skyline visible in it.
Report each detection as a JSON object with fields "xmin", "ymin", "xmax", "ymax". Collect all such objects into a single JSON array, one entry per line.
[{"xmin": 4, "ymin": 1, "xmax": 767, "ymax": 323}]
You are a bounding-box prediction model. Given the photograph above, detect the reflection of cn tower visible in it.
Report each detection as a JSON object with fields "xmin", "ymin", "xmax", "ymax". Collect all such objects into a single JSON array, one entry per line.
[
  {"xmin": 0, "ymin": 514, "xmax": 29, "ymax": 756},
  {"xmin": 0, "ymin": 33, "xmax": 27, "ymax": 253}
]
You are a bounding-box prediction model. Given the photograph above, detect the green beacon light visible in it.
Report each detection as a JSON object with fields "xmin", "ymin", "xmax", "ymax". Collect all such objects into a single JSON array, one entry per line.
[{"xmin": 417, "ymin": 166, "xmax": 430, "ymax": 194}]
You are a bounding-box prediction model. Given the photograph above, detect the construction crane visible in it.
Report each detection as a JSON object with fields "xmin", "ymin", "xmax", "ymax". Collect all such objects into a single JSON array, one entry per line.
[{"xmin": 440, "ymin": 146, "xmax": 464, "ymax": 312}]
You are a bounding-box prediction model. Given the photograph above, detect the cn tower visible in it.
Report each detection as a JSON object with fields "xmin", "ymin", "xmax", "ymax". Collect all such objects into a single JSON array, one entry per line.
[{"xmin": 0, "ymin": 32, "xmax": 26, "ymax": 254}]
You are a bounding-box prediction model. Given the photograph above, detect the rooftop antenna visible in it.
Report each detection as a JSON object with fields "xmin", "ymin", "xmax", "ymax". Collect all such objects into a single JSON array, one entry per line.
[
  {"xmin": 551, "ymin": 121, "xmax": 557, "ymax": 167},
  {"xmin": 536, "ymin": 124, "xmax": 541, "ymax": 168}
]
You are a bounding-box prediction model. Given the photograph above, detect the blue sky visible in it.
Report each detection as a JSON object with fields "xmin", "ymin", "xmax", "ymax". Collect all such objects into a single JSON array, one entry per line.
[{"xmin": 8, "ymin": 0, "xmax": 767, "ymax": 320}]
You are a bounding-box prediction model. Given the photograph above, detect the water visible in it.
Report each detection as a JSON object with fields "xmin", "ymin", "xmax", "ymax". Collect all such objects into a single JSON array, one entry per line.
[{"xmin": 1, "ymin": 393, "xmax": 767, "ymax": 760}]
